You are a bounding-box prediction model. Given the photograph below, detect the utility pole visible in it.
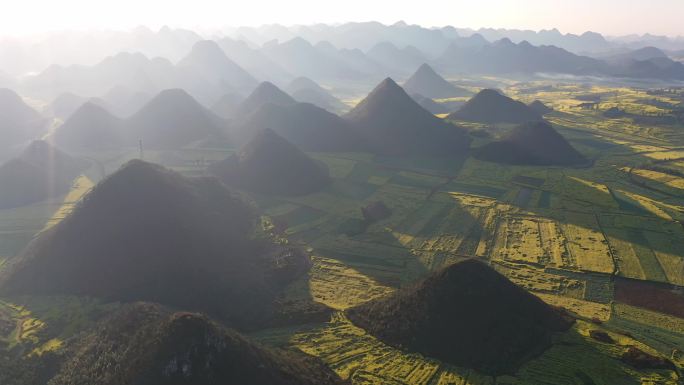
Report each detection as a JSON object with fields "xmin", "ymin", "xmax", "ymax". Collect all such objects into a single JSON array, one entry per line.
[{"xmin": 139, "ymin": 139, "xmax": 144, "ymax": 160}]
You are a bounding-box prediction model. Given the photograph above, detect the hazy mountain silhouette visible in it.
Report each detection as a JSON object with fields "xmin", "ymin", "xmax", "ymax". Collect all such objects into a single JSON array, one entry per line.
[
  {"xmin": 474, "ymin": 121, "xmax": 586, "ymax": 166},
  {"xmin": 0, "ymin": 160, "xmax": 310, "ymax": 328},
  {"xmin": 347, "ymin": 259, "xmax": 573, "ymax": 375},
  {"xmin": 0, "ymin": 141, "xmax": 87, "ymax": 209},
  {"xmin": 410, "ymin": 94, "xmax": 450, "ymax": 114},
  {"xmin": 605, "ymin": 46, "xmax": 668, "ymax": 62},
  {"xmin": 177, "ymin": 40, "xmax": 258, "ymax": 93},
  {"xmin": 237, "ymin": 102, "xmax": 361, "ymax": 152},
  {"xmin": 366, "ymin": 42, "xmax": 426, "ymax": 76},
  {"xmin": 0, "ymin": 71, "xmax": 16, "ymax": 89},
  {"xmin": 10, "ymin": 23, "xmax": 684, "ymax": 97},
  {"xmin": 314, "ymin": 42, "xmax": 388, "ymax": 79},
  {"xmin": 44, "ymin": 92, "xmax": 108, "ymax": 120},
  {"xmin": 285, "ymin": 77, "xmax": 347, "ymax": 113},
  {"xmin": 467, "ymin": 27, "xmax": 611, "ymax": 54},
  {"xmin": 217, "ymin": 37, "xmax": 292, "ymax": 83},
  {"xmin": 241, "ymin": 24, "xmax": 684, "ymax": 79},
  {"xmin": 671, "ymin": 49, "xmax": 684, "ymax": 62},
  {"xmin": 18, "ymin": 49, "xmax": 231, "ymax": 105},
  {"xmin": 345, "ymin": 78, "xmax": 470, "ymax": 156},
  {"xmin": 436, "ymin": 38, "xmax": 684, "ymax": 80},
  {"xmin": 47, "ymin": 303, "xmax": 345, "ymax": 385},
  {"xmin": 609, "ymin": 55, "xmax": 684, "ymax": 80},
  {"xmin": 234, "ymin": 81, "xmax": 297, "ymax": 118},
  {"xmin": 261, "ymin": 37, "xmax": 362, "ymax": 81},
  {"xmin": 445, "ymin": 32, "xmax": 490, "ymax": 48},
  {"xmin": 210, "ymin": 92, "xmax": 245, "ymax": 119},
  {"xmin": 235, "ymin": 21, "xmax": 452, "ymax": 56},
  {"xmin": 234, "ymin": 25, "xmax": 296, "ymax": 46},
  {"xmin": 52, "ymin": 102, "xmax": 124, "ymax": 152},
  {"xmin": 0, "ymin": 88, "xmax": 46, "ymax": 155},
  {"xmin": 528, "ymin": 100, "xmax": 554, "ymax": 115},
  {"xmin": 101, "ymin": 86, "xmax": 152, "ymax": 118},
  {"xmin": 136, "ymin": 25, "xmax": 204, "ymax": 62},
  {"xmin": 209, "ymin": 128, "xmax": 330, "ymax": 196},
  {"xmin": 613, "ymin": 33, "xmax": 684, "ymax": 52},
  {"xmin": 290, "ymin": 88, "xmax": 347, "ymax": 114},
  {"xmin": 403, "ymin": 64, "xmax": 471, "ymax": 98},
  {"xmin": 22, "ymin": 52, "xmax": 179, "ymax": 100},
  {"xmin": 284, "ymin": 77, "xmax": 323, "ymax": 95},
  {"xmin": 0, "ymin": 26, "xmax": 200, "ymax": 79},
  {"xmin": 292, "ymin": 21, "xmax": 453, "ymax": 55},
  {"xmin": 20, "ymin": 46, "xmax": 241, "ymax": 106},
  {"xmin": 436, "ymin": 39, "xmax": 607, "ymax": 76},
  {"xmin": 127, "ymin": 89, "xmax": 227, "ymax": 148},
  {"xmin": 448, "ymin": 89, "xmax": 542, "ymax": 123}
]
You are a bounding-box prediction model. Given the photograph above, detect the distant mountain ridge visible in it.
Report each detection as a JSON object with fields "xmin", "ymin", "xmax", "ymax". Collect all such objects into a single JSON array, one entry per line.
[
  {"xmin": 228, "ymin": 22, "xmax": 684, "ymax": 56},
  {"xmin": 435, "ymin": 38, "xmax": 684, "ymax": 80},
  {"xmin": 366, "ymin": 42, "xmax": 427, "ymax": 76},
  {"xmin": 15, "ymin": 26, "xmax": 684, "ymax": 104},
  {"xmin": 20, "ymin": 40, "xmax": 259, "ymax": 104},
  {"xmin": 436, "ymin": 38, "xmax": 608, "ymax": 76},
  {"xmin": 458, "ymin": 28, "xmax": 612, "ymax": 54},
  {"xmin": 21, "ymin": 52, "xmax": 179, "ymax": 100},
  {"xmin": 177, "ymin": 40, "xmax": 258, "ymax": 93},
  {"xmin": 6, "ymin": 22, "xmax": 684, "ymax": 91},
  {"xmin": 217, "ymin": 37, "xmax": 293, "ymax": 84},
  {"xmin": 0, "ymin": 26, "xmax": 201, "ymax": 77},
  {"xmin": 261, "ymin": 37, "xmax": 365, "ymax": 82}
]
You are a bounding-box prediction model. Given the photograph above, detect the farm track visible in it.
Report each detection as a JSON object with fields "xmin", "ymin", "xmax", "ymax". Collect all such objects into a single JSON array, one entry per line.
[{"xmin": 594, "ymin": 213, "xmax": 619, "ymax": 276}]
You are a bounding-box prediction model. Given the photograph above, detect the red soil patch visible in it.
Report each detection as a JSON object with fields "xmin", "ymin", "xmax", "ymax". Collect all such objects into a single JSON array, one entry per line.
[{"xmin": 615, "ymin": 278, "xmax": 684, "ymax": 319}]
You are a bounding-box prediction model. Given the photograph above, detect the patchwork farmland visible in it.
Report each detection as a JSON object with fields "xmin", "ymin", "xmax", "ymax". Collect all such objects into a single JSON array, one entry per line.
[{"xmin": 2, "ymin": 81, "xmax": 684, "ymax": 384}]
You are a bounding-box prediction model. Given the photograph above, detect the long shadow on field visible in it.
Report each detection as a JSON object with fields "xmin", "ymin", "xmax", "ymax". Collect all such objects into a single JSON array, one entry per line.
[
  {"xmin": 258, "ymin": 152, "xmax": 474, "ymax": 289},
  {"xmin": 305, "ymin": 193, "xmax": 480, "ymax": 289},
  {"xmin": 0, "ymin": 190, "xmax": 82, "ymax": 263},
  {"xmin": 268, "ymin": 136, "xmax": 683, "ymax": 291}
]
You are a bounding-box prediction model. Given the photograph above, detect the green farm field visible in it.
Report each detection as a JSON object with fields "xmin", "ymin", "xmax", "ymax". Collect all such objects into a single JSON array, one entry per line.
[{"xmin": 3, "ymin": 81, "xmax": 684, "ymax": 384}]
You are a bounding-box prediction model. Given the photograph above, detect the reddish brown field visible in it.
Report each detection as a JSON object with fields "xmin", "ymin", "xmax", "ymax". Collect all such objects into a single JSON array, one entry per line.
[{"xmin": 615, "ymin": 278, "xmax": 684, "ymax": 318}]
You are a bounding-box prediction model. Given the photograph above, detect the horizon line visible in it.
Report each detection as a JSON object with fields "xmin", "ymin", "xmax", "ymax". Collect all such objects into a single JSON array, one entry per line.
[{"xmin": 1, "ymin": 21, "xmax": 682, "ymax": 40}]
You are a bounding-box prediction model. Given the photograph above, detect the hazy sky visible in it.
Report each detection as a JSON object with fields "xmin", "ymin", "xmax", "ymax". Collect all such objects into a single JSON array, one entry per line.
[{"xmin": 2, "ymin": 0, "xmax": 683, "ymax": 37}]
